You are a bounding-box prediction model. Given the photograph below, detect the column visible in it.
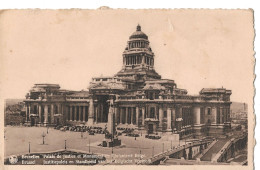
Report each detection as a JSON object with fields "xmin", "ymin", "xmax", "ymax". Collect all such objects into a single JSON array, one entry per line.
[
  {"xmin": 50, "ymin": 104, "xmax": 54, "ymax": 124},
  {"xmin": 83, "ymin": 106, "xmax": 86, "ymax": 122},
  {"xmin": 74, "ymin": 105, "xmax": 77, "ymax": 121},
  {"xmin": 212, "ymin": 107, "xmax": 217, "ymax": 124},
  {"xmin": 131, "ymin": 107, "xmax": 134, "ymax": 124},
  {"xmin": 142, "ymin": 55, "xmax": 145, "ymax": 64},
  {"xmin": 159, "ymin": 106, "xmax": 163, "ymax": 128},
  {"xmin": 136, "ymin": 107, "xmax": 139, "ymax": 125},
  {"xmin": 38, "ymin": 104, "xmax": 42, "ymax": 124},
  {"xmin": 25, "ymin": 104, "xmax": 28, "ymax": 122},
  {"xmin": 44, "ymin": 105, "xmax": 48, "ymax": 125},
  {"xmin": 193, "ymin": 106, "xmax": 201, "ymax": 125},
  {"xmin": 70, "ymin": 106, "xmax": 73, "ymax": 121},
  {"xmin": 125, "ymin": 107, "xmax": 128, "ymax": 124},
  {"xmin": 167, "ymin": 107, "xmax": 172, "ymax": 132},
  {"xmin": 222, "ymin": 107, "xmax": 226, "ymax": 123},
  {"xmin": 120, "ymin": 107, "xmax": 123, "ymax": 124},
  {"xmin": 28, "ymin": 104, "xmax": 31, "ymax": 121},
  {"xmin": 79, "ymin": 106, "xmax": 82, "ymax": 121},
  {"xmin": 107, "ymin": 102, "xmax": 113, "ymax": 134},
  {"xmin": 95, "ymin": 106, "xmax": 98, "ymax": 123},
  {"xmin": 100, "ymin": 104, "xmax": 104, "ymax": 122},
  {"xmin": 115, "ymin": 107, "xmax": 118, "ymax": 124},
  {"xmin": 172, "ymin": 107, "xmax": 176, "ymax": 130},
  {"xmin": 88, "ymin": 98, "xmax": 94, "ymax": 125},
  {"xmin": 179, "ymin": 106, "xmax": 183, "ymax": 130},
  {"xmin": 142, "ymin": 107, "xmax": 145, "ymax": 126}
]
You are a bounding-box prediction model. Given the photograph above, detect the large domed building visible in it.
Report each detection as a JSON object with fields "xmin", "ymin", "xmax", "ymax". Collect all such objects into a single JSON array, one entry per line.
[{"xmin": 24, "ymin": 25, "xmax": 232, "ymax": 137}]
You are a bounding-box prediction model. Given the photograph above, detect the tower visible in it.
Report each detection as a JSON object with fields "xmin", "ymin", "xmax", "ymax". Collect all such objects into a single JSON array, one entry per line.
[{"xmin": 116, "ymin": 24, "xmax": 161, "ymax": 82}]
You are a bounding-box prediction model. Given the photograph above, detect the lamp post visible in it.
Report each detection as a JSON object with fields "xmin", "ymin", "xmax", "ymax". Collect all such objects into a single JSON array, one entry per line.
[
  {"xmin": 28, "ymin": 142, "xmax": 31, "ymax": 153},
  {"xmin": 89, "ymin": 139, "xmax": 90, "ymax": 153},
  {"xmin": 162, "ymin": 143, "xmax": 164, "ymax": 153},
  {"xmin": 42, "ymin": 132, "xmax": 46, "ymax": 144},
  {"xmin": 65, "ymin": 140, "xmax": 67, "ymax": 150},
  {"xmin": 112, "ymin": 140, "xmax": 114, "ymax": 154}
]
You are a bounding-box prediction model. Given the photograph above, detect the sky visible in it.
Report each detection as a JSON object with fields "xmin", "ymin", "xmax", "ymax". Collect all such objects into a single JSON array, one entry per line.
[{"xmin": 0, "ymin": 9, "xmax": 255, "ymax": 103}]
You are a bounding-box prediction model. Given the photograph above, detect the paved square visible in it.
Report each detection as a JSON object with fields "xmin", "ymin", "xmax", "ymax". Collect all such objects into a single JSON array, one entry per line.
[{"xmin": 5, "ymin": 126, "xmax": 183, "ymax": 160}]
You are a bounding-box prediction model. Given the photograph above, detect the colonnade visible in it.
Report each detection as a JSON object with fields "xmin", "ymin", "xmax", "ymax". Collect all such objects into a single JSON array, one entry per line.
[
  {"xmin": 124, "ymin": 55, "xmax": 154, "ymax": 66},
  {"xmin": 25, "ymin": 103, "xmax": 63, "ymax": 125},
  {"xmin": 24, "ymin": 101, "xmax": 231, "ymax": 132},
  {"xmin": 68, "ymin": 105, "xmax": 88, "ymax": 122}
]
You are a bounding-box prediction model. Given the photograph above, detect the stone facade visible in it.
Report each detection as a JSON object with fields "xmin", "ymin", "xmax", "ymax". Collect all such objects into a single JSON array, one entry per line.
[{"xmin": 24, "ymin": 25, "xmax": 232, "ymax": 137}]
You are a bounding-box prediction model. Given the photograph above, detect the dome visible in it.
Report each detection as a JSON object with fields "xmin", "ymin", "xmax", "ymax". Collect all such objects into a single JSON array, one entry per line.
[{"xmin": 129, "ymin": 25, "xmax": 148, "ymax": 40}]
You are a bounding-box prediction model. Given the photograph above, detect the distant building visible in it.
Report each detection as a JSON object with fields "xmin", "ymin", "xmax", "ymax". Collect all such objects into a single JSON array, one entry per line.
[
  {"xmin": 5, "ymin": 102, "xmax": 25, "ymax": 126},
  {"xmin": 23, "ymin": 25, "xmax": 232, "ymax": 137}
]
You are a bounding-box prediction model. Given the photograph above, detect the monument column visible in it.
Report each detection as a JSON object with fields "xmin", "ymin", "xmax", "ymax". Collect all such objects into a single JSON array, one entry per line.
[
  {"xmin": 107, "ymin": 99, "xmax": 114, "ymax": 134},
  {"xmin": 38, "ymin": 104, "xmax": 42, "ymax": 125},
  {"xmin": 167, "ymin": 107, "xmax": 172, "ymax": 132},
  {"xmin": 136, "ymin": 107, "xmax": 139, "ymax": 125},
  {"xmin": 115, "ymin": 107, "xmax": 118, "ymax": 124},
  {"xmin": 88, "ymin": 97, "xmax": 94, "ymax": 125},
  {"xmin": 44, "ymin": 105, "xmax": 48, "ymax": 126}
]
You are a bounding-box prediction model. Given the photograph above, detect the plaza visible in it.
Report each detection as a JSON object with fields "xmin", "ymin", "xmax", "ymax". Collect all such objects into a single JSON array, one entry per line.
[{"xmin": 5, "ymin": 126, "xmax": 184, "ymax": 160}]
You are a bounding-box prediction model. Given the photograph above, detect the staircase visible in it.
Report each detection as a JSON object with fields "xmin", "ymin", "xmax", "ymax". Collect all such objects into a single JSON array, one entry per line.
[{"xmin": 200, "ymin": 138, "xmax": 230, "ymax": 161}]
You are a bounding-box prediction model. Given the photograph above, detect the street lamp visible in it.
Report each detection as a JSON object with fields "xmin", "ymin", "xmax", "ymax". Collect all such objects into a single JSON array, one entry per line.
[
  {"xmin": 89, "ymin": 139, "xmax": 91, "ymax": 153},
  {"xmin": 29, "ymin": 142, "xmax": 31, "ymax": 153},
  {"xmin": 42, "ymin": 132, "xmax": 46, "ymax": 144},
  {"xmin": 162, "ymin": 143, "xmax": 164, "ymax": 153}
]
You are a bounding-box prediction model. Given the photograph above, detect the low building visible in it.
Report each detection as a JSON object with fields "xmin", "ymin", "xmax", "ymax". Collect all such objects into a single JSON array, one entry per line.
[{"xmin": 24, "ymin": 25, "xmax": 232, "ymax": 137}]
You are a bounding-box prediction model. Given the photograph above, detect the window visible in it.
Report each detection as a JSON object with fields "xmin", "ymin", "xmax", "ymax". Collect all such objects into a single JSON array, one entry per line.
[
  {"xmin": 207, "ymin": 108, "xmax": 211, "ymax": 115},
  {"xmin": 164, "ymin": 111, "xmax": 167, "ymax": 118},
  {"xmin": 150, "ymin": 107, "xmax": 155, "ymax": 118},
  {"xmin": 149, "ymin": 92, "xmax": 154, "ymax": 100}
]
